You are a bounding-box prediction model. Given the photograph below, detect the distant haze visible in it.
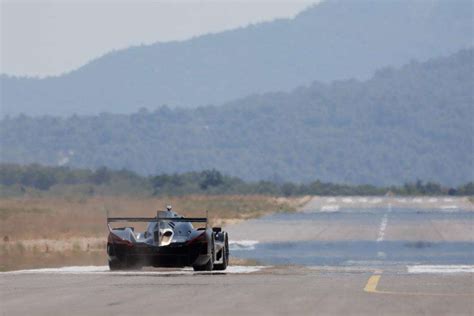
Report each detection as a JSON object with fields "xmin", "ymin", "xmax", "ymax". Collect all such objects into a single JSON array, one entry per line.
[
  {"xmin": 1, "ymin": 0, "xmax": 472, "ymax": 117},
  {"xmin": 1, "ymin": 0, "xmax": 319, "ymax": 77}
]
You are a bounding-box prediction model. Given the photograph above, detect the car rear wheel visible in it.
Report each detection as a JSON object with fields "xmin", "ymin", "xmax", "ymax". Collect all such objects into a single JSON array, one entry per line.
[
  {"xmin": 213, "ymin": 233, "xmax": 228, "ymax": 271},
  {"xmin": 108, "ymin": 257, "xmax": 123, "ymax": 271},
  {"xmin": 108, "ymin": 244, "xmax": 141, "ymax": 270},
  {"xmin": 192, "ymin": 257, "xmax": 213, "ymax": 271},
  {"xmin": 193, "ymin": 235, "xmax": 215, "ymax": 271},
  {"xmin": 108, "ymin": 258, "xmax": 142, "ymax": 271}
]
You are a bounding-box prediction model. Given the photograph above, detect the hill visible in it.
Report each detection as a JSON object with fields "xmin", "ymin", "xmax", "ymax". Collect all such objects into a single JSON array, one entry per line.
[
  {"xmin": 1, "ymin": 0, "xmax": 473, "ymax": 116},
  {"xmin": 1, "ymin": 49, "xmax": 472, "ymax": 185}
]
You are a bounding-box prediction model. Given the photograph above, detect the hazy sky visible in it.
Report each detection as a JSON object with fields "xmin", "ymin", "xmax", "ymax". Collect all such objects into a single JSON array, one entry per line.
[{"xmin": 1, "ymin": 0, "xmax": 320, "ymax": 77}]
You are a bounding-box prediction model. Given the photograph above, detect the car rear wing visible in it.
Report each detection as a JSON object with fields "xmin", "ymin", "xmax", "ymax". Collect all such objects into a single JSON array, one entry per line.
[
  {"xmin": 106, "ymin": 210, "xmax": 209, "ymax": 231},
  {"xmin": 107, "ymin": 217, "xmax": 207, "ymax": 223}
]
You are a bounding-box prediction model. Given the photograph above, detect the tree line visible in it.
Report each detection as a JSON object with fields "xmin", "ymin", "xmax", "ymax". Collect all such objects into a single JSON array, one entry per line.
[{"xmin": 1, "ymin": 164, "xmax": 472, "ymax": 197}]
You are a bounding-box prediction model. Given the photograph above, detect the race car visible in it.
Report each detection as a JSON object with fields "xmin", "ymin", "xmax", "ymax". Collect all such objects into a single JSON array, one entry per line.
[{"xmin": 106, "ymin": 206, "xmax": 229, "ymax": 271}]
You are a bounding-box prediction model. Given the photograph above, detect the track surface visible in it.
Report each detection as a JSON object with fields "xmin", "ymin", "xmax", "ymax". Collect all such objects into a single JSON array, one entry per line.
[{"xmin": 1, "ymin": 197, "xmax": 473, "ymax": 315}]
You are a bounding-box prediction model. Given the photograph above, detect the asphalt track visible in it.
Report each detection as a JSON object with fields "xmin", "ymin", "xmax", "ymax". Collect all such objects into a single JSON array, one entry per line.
[{"xmin": 1, "ymin": 197, "xmax": 473, "ymax": 315}]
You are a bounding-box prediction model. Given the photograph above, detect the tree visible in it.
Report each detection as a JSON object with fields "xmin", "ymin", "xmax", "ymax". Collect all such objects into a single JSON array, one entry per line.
[
  {"xmin": 199, "ymin": 170, "xmax": 224, "ymax": 190},
  {"xmin": 90, "ymin": 167, "xmax": 111, "ymax": 185}
]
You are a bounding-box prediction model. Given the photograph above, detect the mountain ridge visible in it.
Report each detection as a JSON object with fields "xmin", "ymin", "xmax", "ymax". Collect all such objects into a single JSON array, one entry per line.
[
  {"xmin": 1, "ymin": 0, "xmax": 472, "ymax": 116},
  {"xmin": 1, "ymin": 49, "xmax": 472, "ymax": 185}
]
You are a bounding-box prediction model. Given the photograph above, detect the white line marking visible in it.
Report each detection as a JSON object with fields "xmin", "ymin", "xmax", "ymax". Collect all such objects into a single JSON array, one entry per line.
[
  {"xmin": 320, "ymin": 205, "xmax": 340, "ymax": 212},
  {"xmin": 376, "ymin": 203, "xmax": 391, "ymax": 242},
  {"xmin": 229, "ymin": 240, "xmax": 259, "ymax": 250},
  {"xmin": 440, "ymin": 205, "xmax": 458, "ymax": 210},
  {"xmin": 407, "ymin": 265, "xmax": 474, "ymax": 274},
  {"xmin": 370, "ymin": 198, "xmax": 382, "ymax": 204},
  {"xmin": 376, "ymin": 214, "xmax": 388, "ymax": 242},
  {"xmin": 1, "ymin": 265, "xmax": 266, "ymax": 275},
  {"xmin": 307, "ymin": 266, "xmax": 377, "ymax": 273},
  {"xmin": 344, "ymin": 260, "xmax": 387, "ymax": 266}
]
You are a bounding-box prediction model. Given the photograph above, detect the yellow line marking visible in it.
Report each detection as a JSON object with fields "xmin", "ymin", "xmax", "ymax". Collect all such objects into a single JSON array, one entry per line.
[
  {"xmin": 363, "ymin": 273, "xmax": 474, "ymax": 297},
  {"xmin": 364, "ymin": 274, "xmax": 381, "ymax": 293}
]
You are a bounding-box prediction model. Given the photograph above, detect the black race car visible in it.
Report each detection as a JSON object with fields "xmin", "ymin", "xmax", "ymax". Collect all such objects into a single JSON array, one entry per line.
[{"xmin": 106, "ymin": 207, "xmax": 229, "ymax": 271}]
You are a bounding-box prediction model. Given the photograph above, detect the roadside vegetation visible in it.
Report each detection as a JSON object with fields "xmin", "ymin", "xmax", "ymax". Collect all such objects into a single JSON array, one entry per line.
[
  {"xmin": 0, "ymin": 194, "xmax": 303, "ymax": 271},
  {"xmin": 0, "ymin": 163, "xmax": 472, "ymax": 271},
  {"xmin": 0, "ymin": 195, "xmax": 302, "ymax": 240},
  {"xmin": 1, "ymin": 163, "xmax": 473, "ymax": 198}
]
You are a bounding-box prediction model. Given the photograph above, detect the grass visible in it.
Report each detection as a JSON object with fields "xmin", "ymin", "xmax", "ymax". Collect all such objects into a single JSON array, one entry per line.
[
  {"xmin": 0, "ymin": 206, "xmax": 52, "ymax": 220},
  {"xmin": 0, "ymin": 195, "xmax": 307, "ymax": 271},
  {"xmin": 0, "ymin": 195, "xmax": 303, "ymax": 240}
]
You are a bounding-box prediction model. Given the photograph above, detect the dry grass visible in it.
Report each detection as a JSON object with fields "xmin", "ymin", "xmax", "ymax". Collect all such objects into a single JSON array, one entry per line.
[
  {"xmin": 0, "ymin": 245, "xmax": 106, "ymax": 272},
  {"xmin": 0, "ymin": 195, "xmax": 306, "ymax": 271},
  {"xmin": 0, "ymin": 195, "xmax": 302, "ymax": 240}
]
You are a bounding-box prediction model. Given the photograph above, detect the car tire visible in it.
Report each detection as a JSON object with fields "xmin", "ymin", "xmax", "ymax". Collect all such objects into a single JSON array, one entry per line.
[
  {"xmin": 213, "ymin": 233, "xmax": 228, "ymax": 271},
  {"xmin": 108, "ymin": 257, "xmax": 123, "ymax": 271},
  {"xmin": 193, "ymin": 234, "xmax": 215, "ymax": 271}
]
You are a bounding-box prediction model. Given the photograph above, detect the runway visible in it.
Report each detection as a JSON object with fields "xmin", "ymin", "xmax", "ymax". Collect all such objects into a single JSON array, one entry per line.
[
  {"xmin": 1, "ymin": 265, "xmax": 473, "ymax": 315},
  {"xmin": 227, "ymin": 203, "xmax": 474, "ymax": 269},
  {"xmin": 1, "ymin": 197, "xmax": 473, "ymax": 315}
]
